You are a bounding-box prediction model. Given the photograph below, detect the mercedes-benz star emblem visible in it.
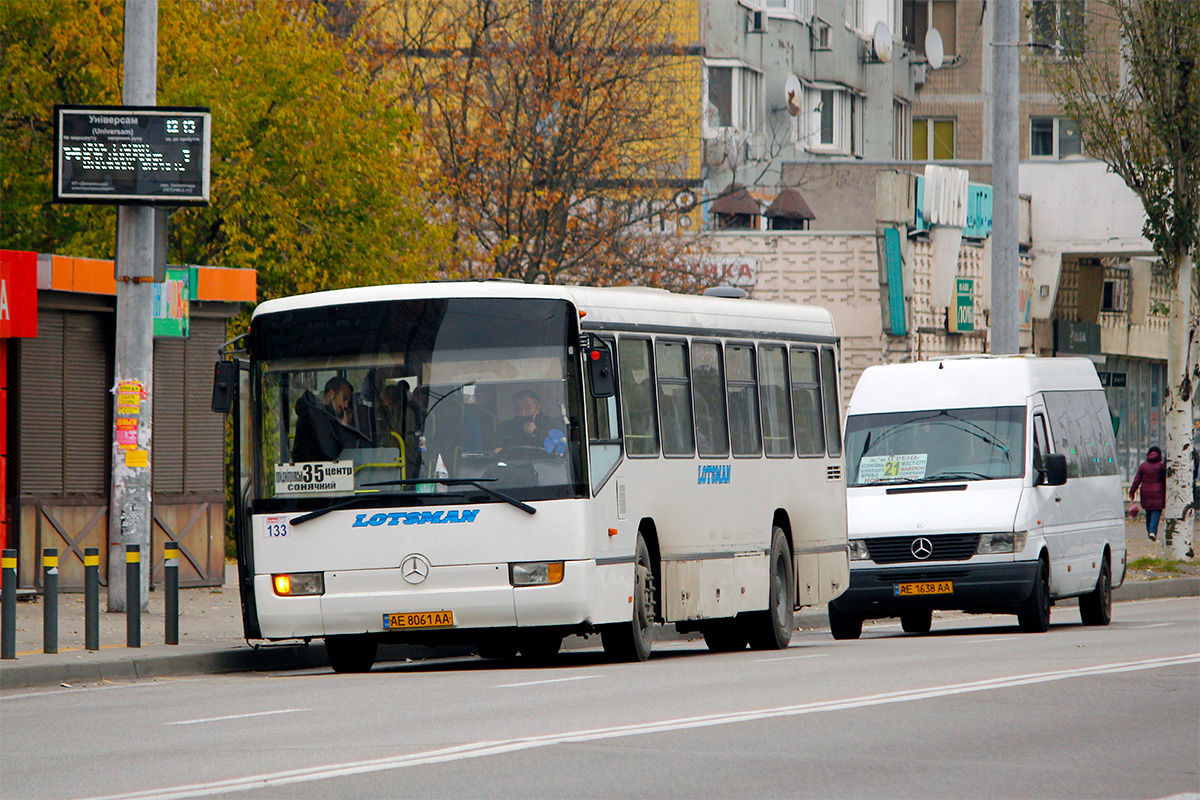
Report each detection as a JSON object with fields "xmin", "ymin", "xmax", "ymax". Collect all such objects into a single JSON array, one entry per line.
[
  {"xmin": 401, "ymin": 554, "xmax": 431, "ymax": 585},
  {"xmin": 911, "ymin": 537, "xmax": 933, "ymax": 560}
]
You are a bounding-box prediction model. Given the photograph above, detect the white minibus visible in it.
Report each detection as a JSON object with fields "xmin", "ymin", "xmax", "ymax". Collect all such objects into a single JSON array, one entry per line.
[
  {"xmin": 828, "ymin": 355, "xmax": 1125, "ymax": 638},
  {"xmin": 214, "ymin": 282, "xmax": 849, "ymax": 670}
]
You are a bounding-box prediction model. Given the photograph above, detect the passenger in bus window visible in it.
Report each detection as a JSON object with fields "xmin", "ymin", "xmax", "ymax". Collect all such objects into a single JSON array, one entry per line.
[
  {"xmin": 495, "ymin": 390, "xmax": 563, "ymax": 455},
  {"xmin": 323, "ymin": 376, "xmax": 355, "ymax": 426}
]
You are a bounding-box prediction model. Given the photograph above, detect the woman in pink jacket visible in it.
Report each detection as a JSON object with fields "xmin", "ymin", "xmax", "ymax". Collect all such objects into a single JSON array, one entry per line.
[{"xmin": 1130, "ymin": 446, "xmax": 1166, "ymax": 541}]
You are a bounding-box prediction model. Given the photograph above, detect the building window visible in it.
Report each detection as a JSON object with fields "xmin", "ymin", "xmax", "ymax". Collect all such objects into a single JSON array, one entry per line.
[
  {"xmin": 893, "ymin": 98, "xmax": 911, "ymax": 160},
  {"xmin": 903, "ymin": 0, "xmax": 956, "ymax": 56},
  {"xmin": 1030, "ymin": 116, "xmax": 1082, "ymax": 158},
  {"xmin": 704, "ymin": 62, "xmax": 763, "ymax": 136},
  {"xmin": 802, "ymin": 84, "xmax": 858, "ymax": 155},
  {"xmin": 1031, "ymin": 0, "xmax": 1085, "ymax": 57},
  {"xmin": 913, "ymin": 117, "xmax": 955, "ymax": 160},
  {"xmin": 766, "ymin": 0, "xmax": 813, "ymax": 19}
]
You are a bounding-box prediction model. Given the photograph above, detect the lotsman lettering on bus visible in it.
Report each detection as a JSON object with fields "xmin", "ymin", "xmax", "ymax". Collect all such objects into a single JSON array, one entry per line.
[{"xmin": 352, "ymin": 509, "xmax": 481, "ymax": 527}]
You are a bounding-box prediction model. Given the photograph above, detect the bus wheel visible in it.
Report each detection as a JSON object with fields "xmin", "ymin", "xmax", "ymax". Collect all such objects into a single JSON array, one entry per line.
[
  {"xmin": 747, "ymin": 527, "xmax": 795, "ymax": 650},
  {"xmin": 828, "ymin": 603, "xmax": 863, "ymax": 640},
  {"xmin": 1079, "ymin": 558, "xmax": 1112, "ymax": 626},
  {"xmin": 601, "ymin": 535, "xmax": 655, "ymax": 662},
  {"xmin": 900, "ymin": 610, "xmax": 932, "ymax": 633},
  {"xmin": 703, "ymin": 619, "xmax": 747, "ymax": 652},
  {"xmin": 325, "ymin": 634, "xmax": 377, "ymax": 673},
  {"xmin": 518, "ymin": 631, "xmax": 563, "ymax": 663},
  {"xmin": 1017, "ymin": 557, "xmax": 1051, "ymax": 633}
]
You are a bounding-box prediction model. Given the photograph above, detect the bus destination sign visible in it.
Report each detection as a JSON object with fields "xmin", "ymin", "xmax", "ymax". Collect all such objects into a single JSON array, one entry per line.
[{"xmin": 53, "ymin": 105, "xmax": 211, "ymax": 205}]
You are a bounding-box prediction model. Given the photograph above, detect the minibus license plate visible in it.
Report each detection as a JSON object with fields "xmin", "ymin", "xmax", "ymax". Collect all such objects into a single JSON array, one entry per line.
[
  {"xmin": 894, "ymin": 581, "xmax": 953, "ymax": 596},
  {"xmin": 383, "ymin": 610, "xmax": 454, "ymax": 630}
]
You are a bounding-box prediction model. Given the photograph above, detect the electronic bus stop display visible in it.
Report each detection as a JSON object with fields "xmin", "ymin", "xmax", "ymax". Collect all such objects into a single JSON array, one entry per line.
[{"xmin": 53, "ymin": 105, "xmax": 211, "ymax": 205}]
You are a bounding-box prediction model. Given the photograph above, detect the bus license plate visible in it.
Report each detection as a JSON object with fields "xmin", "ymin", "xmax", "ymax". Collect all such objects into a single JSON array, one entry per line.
[
  {"xmin": 894, "ymin": 581, "xmax": 953, "ymax": 597},
  {"xmin": 383, "ymin": 611, "xmax": 454, "ymax": 630}
]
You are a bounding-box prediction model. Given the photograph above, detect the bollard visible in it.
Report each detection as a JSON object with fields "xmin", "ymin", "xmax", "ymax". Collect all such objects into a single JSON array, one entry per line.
[
  {"xmin": 1, "ymin": 550, "xmax": 16, "ymax": 659},
  {"xmin": 126, "ymin": 544, "xmax": 141, "ymax": 648},
  {"xmin": 85, "ymin": 547, "xmax": 100, "ymax": 651},
  {"xmin": 43, "ymin": 548, "xmax": 58, "ymax": 655},
  {"xmin": 164, "ymin": 541, "xmax": 179, "ymax": 645}
]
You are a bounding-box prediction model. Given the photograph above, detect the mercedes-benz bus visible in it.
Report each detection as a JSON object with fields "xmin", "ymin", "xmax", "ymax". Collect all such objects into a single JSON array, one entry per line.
[{"xmin": 213, "ymin": 282, "xmax": 848, "ymax": 671}]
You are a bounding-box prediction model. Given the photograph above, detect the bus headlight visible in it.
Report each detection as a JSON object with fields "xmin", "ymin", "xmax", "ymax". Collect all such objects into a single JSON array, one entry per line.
[
  {"xmin": 848, "ymin": 540, "xmax": 871, "ymax": 561},
  {"xmin": 273, "ymin": 572, "xmax": 325, "ymax": 596},
  {"xmin": 976, "ymin": 532, "xmax": 1027, "ymax": 555},
  {"xmin": 510, "ymin": 562, "xmax": 565, "ymax": 586}
]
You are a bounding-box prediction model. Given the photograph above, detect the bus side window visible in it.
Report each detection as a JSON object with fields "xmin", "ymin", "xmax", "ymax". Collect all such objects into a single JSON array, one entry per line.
[
  {"xmin": 618, "ymin": 337, "xmax": 659, "ymax": 457},
  {"xmin": 759, "ymin": 344, "xmax": 794, "ymax": 457},
  {"xmin": 691, "ymin": 341, "xmax": 729, "ymax": 457},
  {"xmin": 656, "ymin": 339, "xmax": 695, "ymax": 457},
  {"xmin": 726, "ymin": 344, "xmax": 762, "ymax": 457},
  {"xmin": 819, "ymin": 347, "xmax": 842, "ymax": 457},
  {"xmin": 790, "ymin": 348, "xmax": 825, "ymax": 456}
]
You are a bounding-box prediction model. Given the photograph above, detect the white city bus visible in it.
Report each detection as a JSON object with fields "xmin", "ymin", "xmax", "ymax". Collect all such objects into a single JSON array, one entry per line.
[{"xmin": 214, "ymin": 282, "xmax": 848, "ymax": 672}]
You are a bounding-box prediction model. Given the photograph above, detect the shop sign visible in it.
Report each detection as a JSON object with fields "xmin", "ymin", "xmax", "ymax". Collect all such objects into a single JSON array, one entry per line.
[
  {"xmin": 947, "ymin": 278, "xmax": 974, "ymax": 333},
  {"xmin": 1053, "ymin": 319, "xmax": 1101, "ymax": 356},
  {"xmin": 0, "ymin": 249, "xmax": 38, "ymax": 338}
]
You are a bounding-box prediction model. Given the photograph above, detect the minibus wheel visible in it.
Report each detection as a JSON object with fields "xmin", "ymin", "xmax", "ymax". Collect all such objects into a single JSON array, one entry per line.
[
  {"xmin": 1079, "ymin": 558, "xmax": 1112, "ymax": 626},
  {"xmin": 828, "ymin": 603, "xmax": 863, "ymax": 640},
  {"xmin": 747, "ymin": 527, "xmax": 795, "ymax": 650},
  {"xmin": 601, "ymin": 535, "xmax": 655, "ymax": 662},
  {"xmin": 900, "ymin": 610, "xmax": 932, "ymax": 633},
  {"xmin": 325, "ymin": 634, "xmax": 377, "ymax": 673},
  {"xmin": 1017, "ymin": 557, "xmax": 1051, "ymax": 633}
]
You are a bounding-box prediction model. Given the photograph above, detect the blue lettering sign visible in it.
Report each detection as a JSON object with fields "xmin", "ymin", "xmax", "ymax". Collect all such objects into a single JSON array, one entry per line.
[
  {"xmin": 352, "ymin": 509, "xmax": 483, "ymax": 527},
  {"xmin": 697, "ymin": 465, "xmax": 731, "ymax": 485}
]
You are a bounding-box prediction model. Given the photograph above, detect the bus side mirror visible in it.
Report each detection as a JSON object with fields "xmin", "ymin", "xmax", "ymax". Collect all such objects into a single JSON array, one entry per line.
[
  {"xmin": 585, "ymin": 338, "xmax": 615, "ymax": 398},
  {"xmin": 212, "ymin": 360, "xmax": 237, "ymax": 413},
  {"xmin": 1039, "ymin": 453, "xmax": 1067, "ymax": 487}
]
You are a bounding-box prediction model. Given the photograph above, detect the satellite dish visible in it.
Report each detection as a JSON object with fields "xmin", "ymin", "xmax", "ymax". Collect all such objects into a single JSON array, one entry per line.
[
  {"xmin": 785, "ymin": 74, "xmax": 803, "ymax": 116},
  {"xmin": 873, "ymin": 21, "xmax": 892, "ymax": 63},
  {"xmin": 925, "ymin": 27, "xmax": 945, "ymax": 69}
]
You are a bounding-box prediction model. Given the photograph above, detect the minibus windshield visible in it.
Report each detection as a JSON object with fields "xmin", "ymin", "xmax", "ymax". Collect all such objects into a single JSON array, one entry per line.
[
  {"xmin": 249, "ymin": 297, "xmax": 587, "ymax": 510},
  {"xmin": 844, "ymin": 406, "xmax": 1026, "ymax": 486}
]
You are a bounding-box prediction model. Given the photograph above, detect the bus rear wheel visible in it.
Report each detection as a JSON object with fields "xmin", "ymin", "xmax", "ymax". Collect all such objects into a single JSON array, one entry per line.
[
  {"xmin": 747, "ymin": 526, "xmax": 795, "ymax": 650},
  {"xmin": 325, "ymin": 634, "xmax": 377, "ymax": 673},
  {"xmin": 601, "ymin": 535, "xmax": 655, "ymax": 662}
]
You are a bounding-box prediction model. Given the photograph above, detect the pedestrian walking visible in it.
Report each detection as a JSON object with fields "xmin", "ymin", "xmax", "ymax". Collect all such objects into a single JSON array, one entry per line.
[{"xmin": 1129, "ymin": 446, "xmax": 1166, "ymax": 542}]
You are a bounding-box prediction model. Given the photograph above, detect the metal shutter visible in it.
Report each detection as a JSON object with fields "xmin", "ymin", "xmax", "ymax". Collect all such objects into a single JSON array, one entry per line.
[
  {"xmin": 19, "ymin": 311, "xmax": 65, "ymax": 495},
  {"xmin": 184, "ymin": 318, "xmax": 227, "ymax": 493},
  {"xmin": 152, "ymin": 338, "xmax": 186, "ymax": 493},
  {"xmin": 62, "ymin": 312, "xmax": 112, "ymax": 495}
]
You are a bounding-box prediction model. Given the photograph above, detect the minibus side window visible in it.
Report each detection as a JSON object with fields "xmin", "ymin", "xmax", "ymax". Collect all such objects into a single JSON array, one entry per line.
[
  {"xmin": 617, "ymin": 337, "xmax": 659, "ymax": 457},
  {"xmin": 656, "ymin": 339, "xmax": 695, "ymax": 457},
  {"xmin": 692, "ymin": 341, "xmax": 730, "ymax": 457},
  {"xmin": 726, "ymin": 344, "xmax": 762, "ymax": 457},
  {"xmin": 790, "ymin": 348, "xmax": 825, "ymax": 456},
  {"xmin": 759, "ymin": 344, "xmax": 794, "ymax": 457},
  {"xmin": 819, "ymin": 347, "xmax": 843, "ymax": 457}
]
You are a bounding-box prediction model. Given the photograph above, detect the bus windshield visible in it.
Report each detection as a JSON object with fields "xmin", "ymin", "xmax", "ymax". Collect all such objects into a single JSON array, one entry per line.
[
  {"xmin": 844, "ymin": 406, "xmax": 1026, "ymax": 486},
  {"xmin": 249, "ymin": 297, "xmax": 587, "ymax": 509}
]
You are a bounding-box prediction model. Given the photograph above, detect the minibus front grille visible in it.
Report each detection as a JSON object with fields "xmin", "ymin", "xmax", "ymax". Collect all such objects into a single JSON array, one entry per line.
[
  {"xmin": 874, "ymin": 569, "xmax": 971, "ymax": 583},
  {"xmin": 865, "ymin": 534, "xmax": 981, "ymax": 564}
]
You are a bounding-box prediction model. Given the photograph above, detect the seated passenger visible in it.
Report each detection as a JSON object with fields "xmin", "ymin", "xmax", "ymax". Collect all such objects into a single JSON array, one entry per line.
[{"xmin": 494, "ymin": 390, "xmax": 564, "ymax": 456}]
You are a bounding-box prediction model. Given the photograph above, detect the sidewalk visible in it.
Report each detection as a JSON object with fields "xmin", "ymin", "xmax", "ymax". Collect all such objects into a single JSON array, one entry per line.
[{"xmin": 2, "ymin": 520, "xmax": 1196, "ymax": 690}]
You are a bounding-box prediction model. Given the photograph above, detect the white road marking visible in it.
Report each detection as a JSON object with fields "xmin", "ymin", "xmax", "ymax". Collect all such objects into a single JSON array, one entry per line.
[
  {"xmin": 79, "ymin": 652, "xmax": 1200, "ymax": 800},
  {"xmin": 164, "ymin": 708, "xmax": 308, "ymax": 726},
  {"xmin": 2, "ymin": 678, "xmax": 202, "ymax": 703},
  {"xmin": 494, "ymin": 675, "xmax": 600, "ymax": 689},
  {"xmin": 754, "ymin": 653, "xmax": 830, "ymax": 662},
  {"xmin": 956, "ymin": 636, "xmax": 1019, "ymax": 644},
  {"xmin": 1130, "ymin": 623, "xmax": 1173, "ymax": 629}
]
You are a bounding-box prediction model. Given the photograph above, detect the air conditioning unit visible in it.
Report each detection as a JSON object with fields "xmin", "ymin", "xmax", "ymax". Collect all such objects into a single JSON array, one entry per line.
[
  {"xmin": 747, "ymin": 9, "xmax": 766, "ymax": 33},
  {"xmin": 912, "ymin": 62, "xmax": 928, "ymax": 85}
]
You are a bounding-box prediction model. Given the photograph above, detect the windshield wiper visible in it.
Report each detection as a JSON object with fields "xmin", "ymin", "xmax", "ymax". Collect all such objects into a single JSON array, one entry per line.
[
  {"xmin": 291, "ymin": 492, "xmax": 411, "ymax": 525},
  {"xmin": 363, "ymin": 478, "xmax": 536, "ymax": 515}
]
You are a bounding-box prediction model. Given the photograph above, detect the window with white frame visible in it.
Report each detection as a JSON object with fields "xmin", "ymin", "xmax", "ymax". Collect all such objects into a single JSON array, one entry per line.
[
  {"xmin": 903, "ymin": 0, "xmax": 957, "ymax": 56},
  {"xmin": 1030, "ymin": 116, "xmax": 1082, "ymax": 158},
  {"xmin": 766, "ymin": 0, "xmax": 813, "ymax": 19},
  {"xmin": 704, "ymin": 61, "xmax": 763, "ymax": 136},
  {"xmin": 800, "ymin": 83, "xmax": 858, "ymax": 154},
  {"xmin": 913, "ymin": 117, "xmax": 955, "ymax": 160},
  {"xmin": 893, "ymin": 98, "xmax": 911, "ymax": 160},
  {"xmin": 1030, "ymin": 0, "xmax": 1085, "ymax": 57}
]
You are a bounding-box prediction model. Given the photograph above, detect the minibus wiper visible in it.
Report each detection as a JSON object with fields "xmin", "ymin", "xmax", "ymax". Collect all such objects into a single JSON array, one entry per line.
[
  {"xmin": 291, "ymin": 492, "xmax": 411, "ymax": 525},
  {"xmin": 363, "ymin": 478, "xmax": 536, "ymax": 516}
]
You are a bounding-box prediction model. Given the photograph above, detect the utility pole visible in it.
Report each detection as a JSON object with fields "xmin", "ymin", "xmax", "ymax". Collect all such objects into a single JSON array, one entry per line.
[
  {"xmin": 108, "ymin": 0, "xmax": 158, "ymax": 610},
  {"xmin": 991, "ymin": 0, "xmax": 1020, "ymax": 355}
]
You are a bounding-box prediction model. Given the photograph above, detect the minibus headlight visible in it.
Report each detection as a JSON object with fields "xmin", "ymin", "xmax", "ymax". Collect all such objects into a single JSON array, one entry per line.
[
  {"xmin": 848, "ymin": 540, "xmax": 871, "ymax": 561},
  {"xmin": 273, "ymin": 572, "xmax": 325, "ymax": 596},
  {"xmin": 510, "ymin": 562, "xmax": 565, "ymax": 586},
  {"xmin": 976, "ymin": 532, "xmax": 1027, "ymax": 555}
]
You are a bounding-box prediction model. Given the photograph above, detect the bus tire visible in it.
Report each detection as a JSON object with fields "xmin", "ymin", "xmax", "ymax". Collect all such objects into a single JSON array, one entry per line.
[
  {"xmin": 900, "ymin": 610, "xmax": 932, "ymax": 633},
  {"xmin": 1079, "ymin": 557, "xmax": 1112, "ymax": 626},
  {"xmin": 702, "ymin": 619, "xmax": 747, "ymax": 652},
  {"xmin": 325, "ymin": 634, "xmax": 377, "ymax": 673},
  {"xmin": 747, "ymin": 526, "xmax": 795, "ymax": 650},
  {"xmin": 601, "ymin": 535, "xmax": 655, "ymax": 662},
  {"xmin": 828, "ymin": 603, "xmax": 862, "ymax": 640},
  {"xmin": 1017, "ymin": 557, "xmax": 1051, "ymax": 633}
]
